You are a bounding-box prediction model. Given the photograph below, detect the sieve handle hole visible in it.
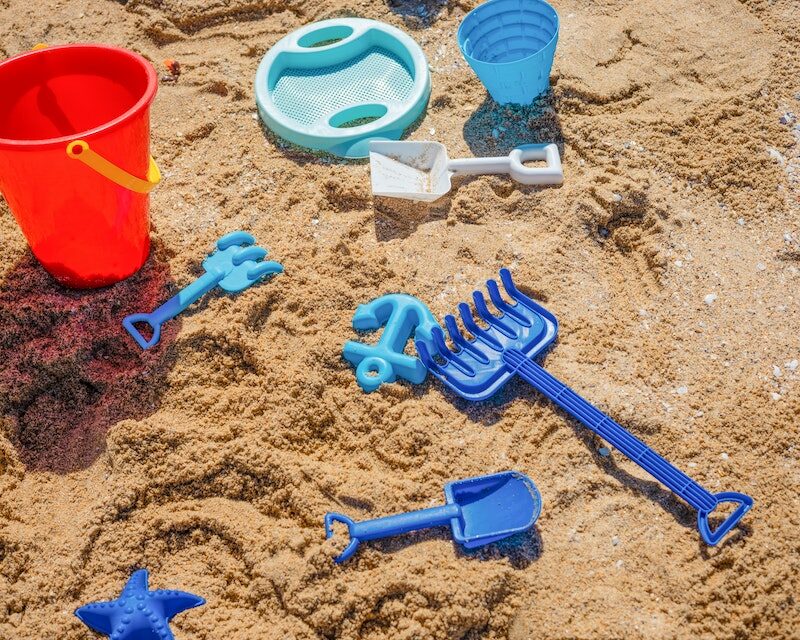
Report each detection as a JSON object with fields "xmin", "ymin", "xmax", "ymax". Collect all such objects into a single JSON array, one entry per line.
[
  {"xmin": 328, "ymin": 104, "xmax": 389, "ymax": 129},
  {"xmin": 297, "ymin": 25, "xmax": 354, "ymax": 48}
]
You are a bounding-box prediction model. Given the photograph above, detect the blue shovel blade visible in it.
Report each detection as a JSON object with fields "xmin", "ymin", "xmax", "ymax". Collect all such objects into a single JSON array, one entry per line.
[{"xmin": 446, "ymin": 471, "xmax": 542, "ymax": 549}]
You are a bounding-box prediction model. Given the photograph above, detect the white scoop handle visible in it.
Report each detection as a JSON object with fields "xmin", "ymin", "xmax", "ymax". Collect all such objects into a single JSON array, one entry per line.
[{"xmin": 447, "ymin": 143, "xmax": 563, "ymax": 186}]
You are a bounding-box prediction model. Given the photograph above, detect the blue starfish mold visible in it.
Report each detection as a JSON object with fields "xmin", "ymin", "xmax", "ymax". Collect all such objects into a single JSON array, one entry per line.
[
  {"xmin": 343, "ymin": 293, "xmax": 440, "ymax": 392},
  {"xmin": 75, "ymin": 569, "xmax": 205, "ymax": 640}
]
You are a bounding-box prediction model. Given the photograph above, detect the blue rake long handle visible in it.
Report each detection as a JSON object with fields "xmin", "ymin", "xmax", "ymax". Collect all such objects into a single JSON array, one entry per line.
[{"xmin": 502, "ymin": 349, "xmax": 753, "ymax": 545}]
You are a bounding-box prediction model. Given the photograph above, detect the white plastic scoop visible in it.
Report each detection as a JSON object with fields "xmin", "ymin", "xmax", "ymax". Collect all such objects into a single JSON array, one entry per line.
[{"xmin": 369, "ymin": 141, "xmax": 563, "ymax": 202}]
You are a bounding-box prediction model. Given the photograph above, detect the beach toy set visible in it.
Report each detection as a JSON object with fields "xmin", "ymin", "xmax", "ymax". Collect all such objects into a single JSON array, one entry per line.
[
  {"xmin": 0, "ymin": 0, "xmax": 756, "ymax": 633},
  {"xmin": 342, "ymin": 269, "xmax": 753, "ymax": 548}
]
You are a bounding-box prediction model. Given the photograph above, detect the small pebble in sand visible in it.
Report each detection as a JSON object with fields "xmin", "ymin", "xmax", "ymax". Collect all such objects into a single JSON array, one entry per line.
[
  {"xmin": 612, "ymin": 536, "xmax": 620, "ymax": 546},
  {"xmin": 612, "ymin": 192, "xmax": 623, "ymax": 202},
  {"xmin": 773, "ymin": 365, "xmax": 782, "ymax": 377},
  {"xmin": 787, "ymin": 359, "xmax": 798, "ymax": 371},
  {"xmin": 675, "ymin": 386, "xmax": 688, "ymax": 395},
  {"xmin": 721, "ymin": 452, "xmax": 729, "ymax": 461},
  {"xmin": 704, "ymin": 293, "xmax": 717, "ymax": 305},
  {"xmin": 429, "ymin": 127, "xmax": 436, "ymax": 135},
  {"xmin": 768, "ymin": 147, "xmax": 786, "ymax": 164},
  {"xmin": 737, "ymin": 218, "xmax": 746, "ymax": 226},
  {"xmin": 599, "ymin": 447, "xmax": 611, "ymax": 457},
  {"xmin": 688, "ymin": 462, "xmax": 697, "ymax": 468},
  {"xmin": 771, "ymin": 392, "xmax": 782, "ymax": 401},
  {"xmin": 757, "ymin": 262, "xmax": 766, "ymax": 271},
  {"xmin": 615, "ymin": 560, "xmax": 624, "ymax": 569},
  {"xmin": 779, "ymin": 112, "xmax": 796, "ymax": 125},
  {"xmin": 675, "ymin": 259, "xmax": 683, "ymax": 267},
  {"xmin": 568, "ymin": 529, "xmax": 579, "ymax": 542}
]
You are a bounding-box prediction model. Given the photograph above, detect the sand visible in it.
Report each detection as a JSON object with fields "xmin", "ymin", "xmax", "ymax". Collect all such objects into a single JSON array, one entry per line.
[{"xmin": 0, "ymin": 0, "xmax": 799, "ymax": 638}]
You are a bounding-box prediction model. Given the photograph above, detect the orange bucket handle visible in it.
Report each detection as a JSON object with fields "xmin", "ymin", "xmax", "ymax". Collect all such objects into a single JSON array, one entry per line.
[{"xmin": 66, "ymin": 140, "xmax": 161, "ymax": 194}]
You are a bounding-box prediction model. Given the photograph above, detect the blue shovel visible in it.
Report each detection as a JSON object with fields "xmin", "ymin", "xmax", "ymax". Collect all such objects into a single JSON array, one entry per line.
[
  {"xmin": 325, "ymin": 471, "xmax": 541, "ymax": 563},
  {"xmin": 415, "ymin": 269, "xmax": 753, "ymax": 546}
]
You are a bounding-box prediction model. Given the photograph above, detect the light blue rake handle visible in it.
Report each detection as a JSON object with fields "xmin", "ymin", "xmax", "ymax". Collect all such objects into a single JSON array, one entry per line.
[
  {"xmin": 123, "ymin": 271, "xmax": 223, "ymax": 349},
  {"xmin": 502, "ymin": 348, "xmax": 753, "ymax": 545}
]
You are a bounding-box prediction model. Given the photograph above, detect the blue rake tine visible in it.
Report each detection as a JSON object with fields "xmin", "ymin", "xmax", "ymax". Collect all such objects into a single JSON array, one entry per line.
[
  {"xmin": 445, "ymin": 315, "xmax": 489, "ymax": 364},
  {"xmin": 415, "ymin": 340, "xmax": 448, "ymax": 376},
  {"xmin": 431, "ymin": 327, "xmax": 475, "ymax": 377},
  {"xmin": 458, "ymin": 303, "xmax": 503, "ymax": 351},
  {"xmin": 247, "ymin": 261, "xmax": 284, "ymax": 280},
  {"xmin": 233, "ymin": 246, "xmax": 268, "ymax": 264},
  {"xmin": 217, "ymin": 230, "xmax": 255, "ymax": 250},
  {"xmin": 487, "ymin": 280, "xmax": 530, "ymax": 326},
  {"xmin": 499, "ymin": 268, "xmax": 539, "ymax": 312},
  {"xmin": 473, "ymin": 291, "xmax": 517, "ymax": 338}
]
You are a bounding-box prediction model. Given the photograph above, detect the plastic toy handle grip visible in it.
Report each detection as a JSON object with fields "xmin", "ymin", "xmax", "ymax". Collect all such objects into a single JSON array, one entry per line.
[
  {"xmin": 66, "ymin": 140, "xmax": 161, "ymax": 194},
  {"xmin": 325, "ymin": 513, "xmax": 361, "ymax": 563},
  {"xmin": 508, "ymin": 144, "xmax": 563, "ymax": 185},
  {"xmin": 503, "ymin": 349, "xmax": 721, "ymax": 513},
  {"xmin": 697, "ymin": 492, "xmax": 753, "ymax": 546},
  {"xmin": 122, "ymin": 313, "xmax": 162, "ymax": 350},
  {"xmin": 448, "ymin": 144, "xmax": 563, "ymax": 186},
  {"xmin": 325, "ymin": 504, "xmax": 459, "ymax": 563}
]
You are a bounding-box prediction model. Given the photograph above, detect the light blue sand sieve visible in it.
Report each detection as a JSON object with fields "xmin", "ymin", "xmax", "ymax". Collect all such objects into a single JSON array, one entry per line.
[{"xmin": 255, "ymin": 19, "xmax": 431, "ymax": 159}]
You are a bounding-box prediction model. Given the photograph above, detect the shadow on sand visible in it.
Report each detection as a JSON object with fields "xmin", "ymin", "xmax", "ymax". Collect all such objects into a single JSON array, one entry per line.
[{"xmin": 0, "ymin": 243, "xmax": 180, "ymax": 473}]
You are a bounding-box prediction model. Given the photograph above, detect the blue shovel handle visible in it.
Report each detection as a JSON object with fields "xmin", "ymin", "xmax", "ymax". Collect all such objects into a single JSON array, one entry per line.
[
  {"xmin": 503, "ymin": 349, "xmax": 753, "ymax": 545},
  {"xmin": 325, "ymin": 503, "xmax": 460, "ymax": 563}
]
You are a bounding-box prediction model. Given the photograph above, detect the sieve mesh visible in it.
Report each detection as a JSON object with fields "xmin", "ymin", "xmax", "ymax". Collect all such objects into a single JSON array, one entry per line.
[{"xmin": 271, "ymin": 47, "xmax": 415, "ymax": 127}]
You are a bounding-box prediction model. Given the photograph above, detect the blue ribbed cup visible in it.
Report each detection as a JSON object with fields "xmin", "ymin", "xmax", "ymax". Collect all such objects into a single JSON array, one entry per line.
[{"xmin": 458, "ymin": 0, "xmax": 559, "ymax": 105}]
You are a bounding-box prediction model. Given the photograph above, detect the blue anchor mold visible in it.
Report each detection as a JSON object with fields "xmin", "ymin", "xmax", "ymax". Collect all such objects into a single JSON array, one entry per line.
[{"xmin": 343, "ymin": 294, "xmax": 440, "ymax": 392}]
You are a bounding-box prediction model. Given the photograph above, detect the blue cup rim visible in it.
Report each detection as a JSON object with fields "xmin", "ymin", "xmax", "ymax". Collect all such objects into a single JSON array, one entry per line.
[{"xmin": 457, "ymin": 0, "xmax": 560, "ymax": 68}]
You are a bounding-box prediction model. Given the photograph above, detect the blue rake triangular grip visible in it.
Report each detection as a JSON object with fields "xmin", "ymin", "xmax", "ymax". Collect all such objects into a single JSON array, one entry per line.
[{"xmin": 415, "ymin": 269, "xmax": 753, "ymax": 546}]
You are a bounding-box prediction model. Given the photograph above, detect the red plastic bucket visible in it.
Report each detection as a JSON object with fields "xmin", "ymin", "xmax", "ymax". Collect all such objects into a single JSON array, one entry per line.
[{"xmin": 0, "ymin": 44, "xmax": 159, "ymax": 288}]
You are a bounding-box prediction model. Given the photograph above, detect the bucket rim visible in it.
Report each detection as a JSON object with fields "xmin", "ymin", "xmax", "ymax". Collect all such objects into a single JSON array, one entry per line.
[
  {"xmin": 0, "ymin": 43, "xmax": 158, "ymax": 150},
  {"xmin": 457, "ymin": 0, "xmax": 560, "ymax": 68}
]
